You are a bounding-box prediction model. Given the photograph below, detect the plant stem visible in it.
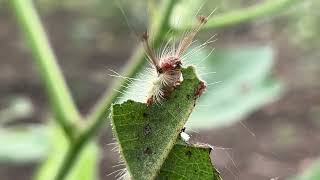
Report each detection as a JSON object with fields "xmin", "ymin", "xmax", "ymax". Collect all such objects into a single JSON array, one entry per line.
[
  {"xmin": 54, "ymin": 139, "xmax": 83, "ymax": 180},
  {"xmin": 176, "ymin": 0, "xmax": 301, "ymax": 32},
  {"xmin": 9, "ymin": 0, "xmax": 81, "ymax": 139}
]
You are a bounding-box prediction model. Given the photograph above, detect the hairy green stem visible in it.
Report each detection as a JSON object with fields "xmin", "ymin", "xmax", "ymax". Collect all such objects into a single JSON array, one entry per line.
[
  {"xmin": 9, "ymin": 0, "xmax": 81, "ymax": 140},
  {"xmin": 176, "ymin": 0, "xmax": 300, "ymax": 32}
]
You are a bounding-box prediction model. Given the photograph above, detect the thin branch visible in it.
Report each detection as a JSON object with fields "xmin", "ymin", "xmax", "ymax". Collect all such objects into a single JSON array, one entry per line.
[
  {"xmin": 175, "ymin": 0, "xmax": 301, "ymax": 33},
  {"xmin": 9, "ymin": 0, "xmax": 81, "ymax": 140}
]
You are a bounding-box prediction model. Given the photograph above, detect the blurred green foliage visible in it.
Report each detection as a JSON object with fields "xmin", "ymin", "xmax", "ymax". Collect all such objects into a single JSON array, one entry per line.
[
  {"xmin": 0, "ymin": 125, "xmax": 48, "ymax": 163},
  {"xmin": 0, "ymin": 97, "xmax": 34, "ymax": 124},
  {"xmin": 187, "ymin": 46, "xmax": 283, "ymax": 129},
  {"xmin": 293, "ymin": 160, "xmax": 320, "ymax": 180},
  {"xmin": 288, "ymin": 0, "xmax": 320, "ymax": 50}
]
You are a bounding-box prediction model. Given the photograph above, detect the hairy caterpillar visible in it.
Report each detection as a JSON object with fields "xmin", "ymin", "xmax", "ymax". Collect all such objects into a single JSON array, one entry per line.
[
  {"xmin": 142, "ymin": 15, "xmax": 209, "ymax": 105},
  {"xmin": 108, "ymin": 1, "xmax": 218, "ymax": 105}
]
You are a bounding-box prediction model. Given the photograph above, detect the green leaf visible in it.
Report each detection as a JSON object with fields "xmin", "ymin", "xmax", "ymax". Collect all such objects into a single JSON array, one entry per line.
[
  {"xmin": 186, "ymin": 46, "xmax": 283, "ymax": 129},
  {"xmin": 112, "ymin": 67, "xmax": 213, "ymax": 180},
  {"xmin": 0, "ymin": 125, "xmax": 49, "ymax": 163},
  {"xmin": 35, "ymin": 122, "xmax": 98, "ymax": 180},
  {"xmin": 0, "ymin": 96, "xmax": 34, "ymax": 124},
  {"xmin": 157, "ymin": 141, "xmax": 221, "ymax": 180},
  {"xmin": 292, "ymin": 160, "xmax": 320, "ymax": 180}
]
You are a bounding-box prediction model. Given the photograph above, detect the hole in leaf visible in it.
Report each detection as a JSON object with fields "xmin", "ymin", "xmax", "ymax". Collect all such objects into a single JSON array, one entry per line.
[
  {"xmin": 144, "ymin": 147, "xmax": 152, "ymax": 155},
  {"xmin": 185, "ymin": 150, "xmax": 192, "ymax": 157},
  {"xmin": 143, "ymin": 124, "xmax": 152, "ymax": 136}
]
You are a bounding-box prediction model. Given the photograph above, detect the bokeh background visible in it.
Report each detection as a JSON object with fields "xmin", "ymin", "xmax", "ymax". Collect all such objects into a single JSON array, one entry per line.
[{"xmin": 1, "ymin": 0, "xmax": 320, "ymax": 179}]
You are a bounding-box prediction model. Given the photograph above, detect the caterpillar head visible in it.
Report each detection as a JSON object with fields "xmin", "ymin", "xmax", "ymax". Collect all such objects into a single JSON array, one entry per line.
[
  {"xmin": 159, "ymin": 57, "xmax": 182, "ymax": 73},
  {"xmin": 143, "ymin": 15, "xmax": 208, "ymax": 105}
]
